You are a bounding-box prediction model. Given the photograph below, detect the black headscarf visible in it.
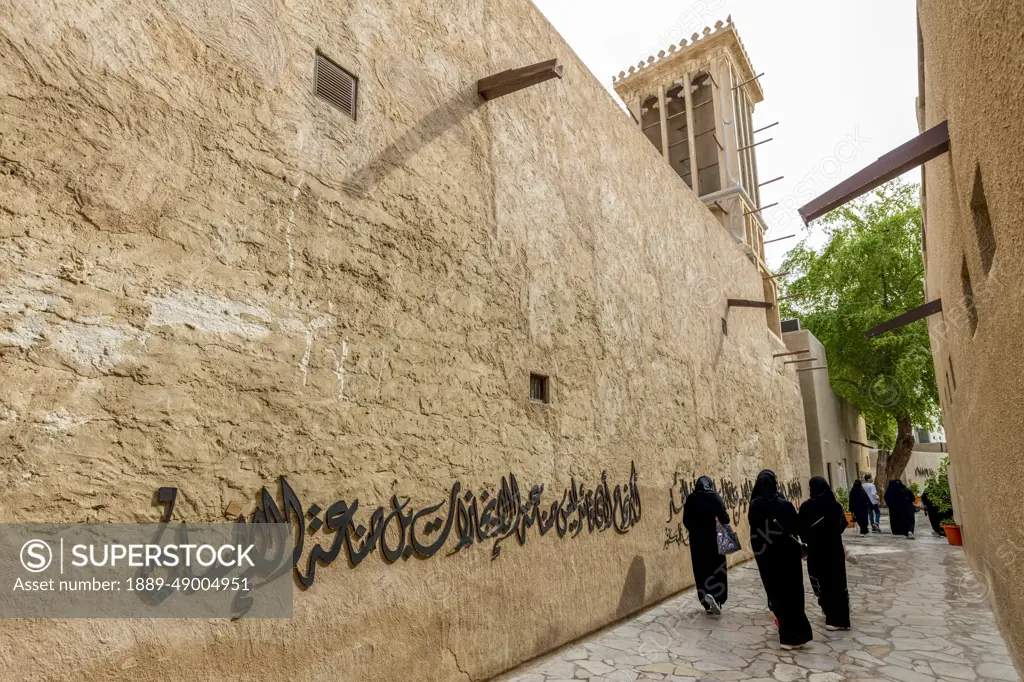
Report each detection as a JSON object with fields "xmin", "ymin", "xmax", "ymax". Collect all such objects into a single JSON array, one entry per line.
[
  {"xmin": 808, "ymin": 476, "xmax": 836, "ymax": 502},
  {"xmin": 850, "ymin": 480, "xmax": 869, "ymax": 510},
  {"xmin": 683, "ymin": 475, "xmax": 730, "ymax": 553},
  {"xmin": 750, "ymin": 469, "xmax": 779, "ymax": 503},
  {"xmin": 748, "ymin": 469, "xmax": 801, "ymax": 556},
  {"xmin": 799, "ymin": 476, "xmax": 847, "ymax": 544},
  {"xmin": 884, "ymin": 479, "xmax": 913, "ymax": 506},
  {"xmin": 693, "ymin": 475, "xmax": 715, "ymax": 494}
]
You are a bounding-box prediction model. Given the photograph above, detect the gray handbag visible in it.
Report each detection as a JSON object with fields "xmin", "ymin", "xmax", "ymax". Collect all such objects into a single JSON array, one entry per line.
[{"xmin": 716, "ymin": 519, "xmax": 741, "ymax": 555}]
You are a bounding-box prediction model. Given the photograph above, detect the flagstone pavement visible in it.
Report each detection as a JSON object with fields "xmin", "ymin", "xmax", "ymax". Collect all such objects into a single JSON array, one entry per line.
[{"xmin": 495, "ymin": 532, "xmax": 1020, "ymax": 682}]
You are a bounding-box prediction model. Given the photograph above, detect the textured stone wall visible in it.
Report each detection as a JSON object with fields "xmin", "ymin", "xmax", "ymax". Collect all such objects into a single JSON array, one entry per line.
[
  {"xmin": 918, "ymin": 0, "xmax": 1024, "ymax": 670},
  {"xmin": 0, "ymin": 0, "xmax": 809, "ymax": 679}
]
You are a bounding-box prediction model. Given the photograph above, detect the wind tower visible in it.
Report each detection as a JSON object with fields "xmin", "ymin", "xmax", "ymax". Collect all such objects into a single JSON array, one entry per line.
[{"xmin": 613, "ymin": 17, "xmax": 782, "ymax": 335}]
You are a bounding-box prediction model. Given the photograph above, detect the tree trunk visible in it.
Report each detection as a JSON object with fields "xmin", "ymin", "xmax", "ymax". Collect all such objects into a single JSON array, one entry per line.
[{"xmin": 878, "ymin": 415, "xmax": 916, "ymax": 506}]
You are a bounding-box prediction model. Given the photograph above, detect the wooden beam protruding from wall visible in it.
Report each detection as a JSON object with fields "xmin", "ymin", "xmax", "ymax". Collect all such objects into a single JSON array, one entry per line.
[
  {"xmin": 864, "ymin": 299, "xmax": 943, "ymax": 338},
  {"xmin": 798, "ymin": 121, "xmax": 950, "ymax": 224},
  {"xmin": 478, "ymin": 59, "xmax": 564, "ymax": 101},
  {"xmin": 773, "ymin": 349, "xmax": 810, "ymax": 358},
  {"xmin": 727, "ymin": 299, "xmax": 774, "ymax": 309}
]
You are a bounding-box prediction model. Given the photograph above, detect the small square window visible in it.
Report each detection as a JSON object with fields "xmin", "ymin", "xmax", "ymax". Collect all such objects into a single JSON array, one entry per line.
[{"xmin": 530, "ymin": 373, "xmax": 550, "ymax": 403}]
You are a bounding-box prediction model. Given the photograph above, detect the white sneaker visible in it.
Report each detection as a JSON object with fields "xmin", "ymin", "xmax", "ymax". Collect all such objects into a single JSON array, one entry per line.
[
  {"xmin": 825, "ymin": 625, "xmax": 850, "ymax": 631},
  {"xmin": 781, "ymin": 643, "xmax": 803, "ymax": 650},
  {"xmin": 704, "ymin": 594, "xmax": 721, "ymax": 615},
  {"xmin": 907, "ymin": 532, "xmax": 916, "ymax": 539}
]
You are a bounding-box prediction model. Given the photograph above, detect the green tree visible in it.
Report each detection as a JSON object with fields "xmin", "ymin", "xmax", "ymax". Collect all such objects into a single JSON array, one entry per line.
[{"xmin": 779, "ymin": 181, "xmax": 939, "ymax": 498}]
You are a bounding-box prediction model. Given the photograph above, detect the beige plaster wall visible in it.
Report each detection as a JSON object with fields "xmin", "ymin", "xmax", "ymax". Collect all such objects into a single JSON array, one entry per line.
[
  {"xmin": 866, "ymin": 447, "xmax": 945, "ymax": 492},
  {"xmin": 918, "ymin": 0, "xmax": 1024, "ymax": 669},
  {"xmin": 782, "ymin": 329, "xmax": 866, "ymax": 490},
  {"xmin": 0, "ymin": 1, "xmax": 810, "ymax": 679}
]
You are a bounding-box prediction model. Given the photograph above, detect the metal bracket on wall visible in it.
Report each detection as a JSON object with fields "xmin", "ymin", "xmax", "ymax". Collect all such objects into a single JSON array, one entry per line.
[
  {"xmin": 733, "ymin": 72, "xmax": 765, "ymax": 90},
  {"xmin": 745, "ymin": 202, "xmax": 778, "ymax": 216},
  {"xmin": 737, "ymin": 138, "xmax": 772, "ymax": 153},
  {"xmin": 752, "ymin": 122, "xmax": 780, "ymax": 135}
]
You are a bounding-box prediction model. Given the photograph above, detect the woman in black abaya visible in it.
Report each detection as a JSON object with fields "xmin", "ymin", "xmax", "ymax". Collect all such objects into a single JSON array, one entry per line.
[
  {"xmin": 748, "ymin": 470, "xmax": 813, "ymax": 649},
  {"xmin": 920, "ymin": 490, "xmax": 947, "ymax": 536},
  {"xmin": 683, "ymin": 476, "xmax": 731, "ymax": 614},
  {"xmin": 799, "ymin": 476, "xmax": 852, "ymax": 630},
  {"xmin": 849, "ymin": 479, "xmax": 871, "ymax": 536},
  {"xmin": 884, "ymin": 479, "xmax": 917, "ymax": 538}
]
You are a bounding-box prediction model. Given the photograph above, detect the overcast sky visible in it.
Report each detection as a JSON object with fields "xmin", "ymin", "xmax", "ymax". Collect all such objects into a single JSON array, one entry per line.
[{"xmin": 532, "ymin": 0, "xmax": 920, "ymax": 268}]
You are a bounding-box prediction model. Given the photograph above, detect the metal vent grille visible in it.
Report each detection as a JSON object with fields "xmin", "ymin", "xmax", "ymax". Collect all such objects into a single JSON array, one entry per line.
[{"xmin": 315, "ymin": 53, "xmax": 357, "ymax": 119}]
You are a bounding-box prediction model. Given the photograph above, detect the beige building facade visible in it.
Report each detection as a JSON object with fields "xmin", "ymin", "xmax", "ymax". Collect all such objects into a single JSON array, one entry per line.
[
  {"xmin": 917, "ymin": 0, "xmax": 1024, "ymax": 669},
  {"xmin": 0, "ymin": 2, "xmax": 810, "ymax": 680},
  {"xmin": 782, "ymin": 326, "xmax": 870, "ymax": 491}
]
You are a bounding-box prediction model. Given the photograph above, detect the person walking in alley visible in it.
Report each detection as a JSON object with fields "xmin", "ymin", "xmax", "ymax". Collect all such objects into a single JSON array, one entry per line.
[
  {"xmin": 799, "ymin": 477, "xmax": 852, "ymax": 630},
  {"xmin": 863, "ymin": 474, "xmax": 881, "ymax": 532},
  {"xmin": 849, "ymin": 479, "xmax": 871, "ymax": 536},
  {"xmin": 748, "ymin": 470, "xmax": 813, "ymax": 650},
  {"xmin": 682, "ymin": 476, "xmax": 731, "ymax": 615},
  {"xmin": 920, "ymin": 489, "xmax": 947, "ymax": 537},
  {"xmin": 885, "ymin": 479, "xmax": 917, "ymax": 539}
]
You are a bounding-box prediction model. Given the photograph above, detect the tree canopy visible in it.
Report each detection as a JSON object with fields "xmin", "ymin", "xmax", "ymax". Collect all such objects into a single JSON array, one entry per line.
[{"xmin": 779, "ymin": 180, "xmax": 939, "ymax": 479}]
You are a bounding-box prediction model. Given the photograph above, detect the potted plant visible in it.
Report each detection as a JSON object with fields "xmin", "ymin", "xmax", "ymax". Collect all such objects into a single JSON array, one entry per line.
[
  {"xmin": 924, "ymin": 457, "xmax": 960, "ymax": 545},
  {"xmin": 909, "ymin": 481, "xmax": 921, "ymax": 505},
  {"xmin": 943, "ymin": 521, "xmax": 963, "ymax": 546},
  {"xmin": 834, "ymin": 487, "xmax": 854, "ymax": 528}
]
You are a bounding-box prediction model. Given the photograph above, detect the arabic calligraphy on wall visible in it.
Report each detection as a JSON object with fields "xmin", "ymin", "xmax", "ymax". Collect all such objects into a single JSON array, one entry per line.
[{"xmin": 155, "ymin": 462, "xmax": 641, "ymax": 588}]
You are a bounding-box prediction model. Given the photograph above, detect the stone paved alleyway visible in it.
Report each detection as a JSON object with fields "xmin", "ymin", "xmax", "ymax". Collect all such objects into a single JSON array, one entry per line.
[{"xmin": 496, "ymin": 533, "xmax": 1020, "ymax": 682}]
